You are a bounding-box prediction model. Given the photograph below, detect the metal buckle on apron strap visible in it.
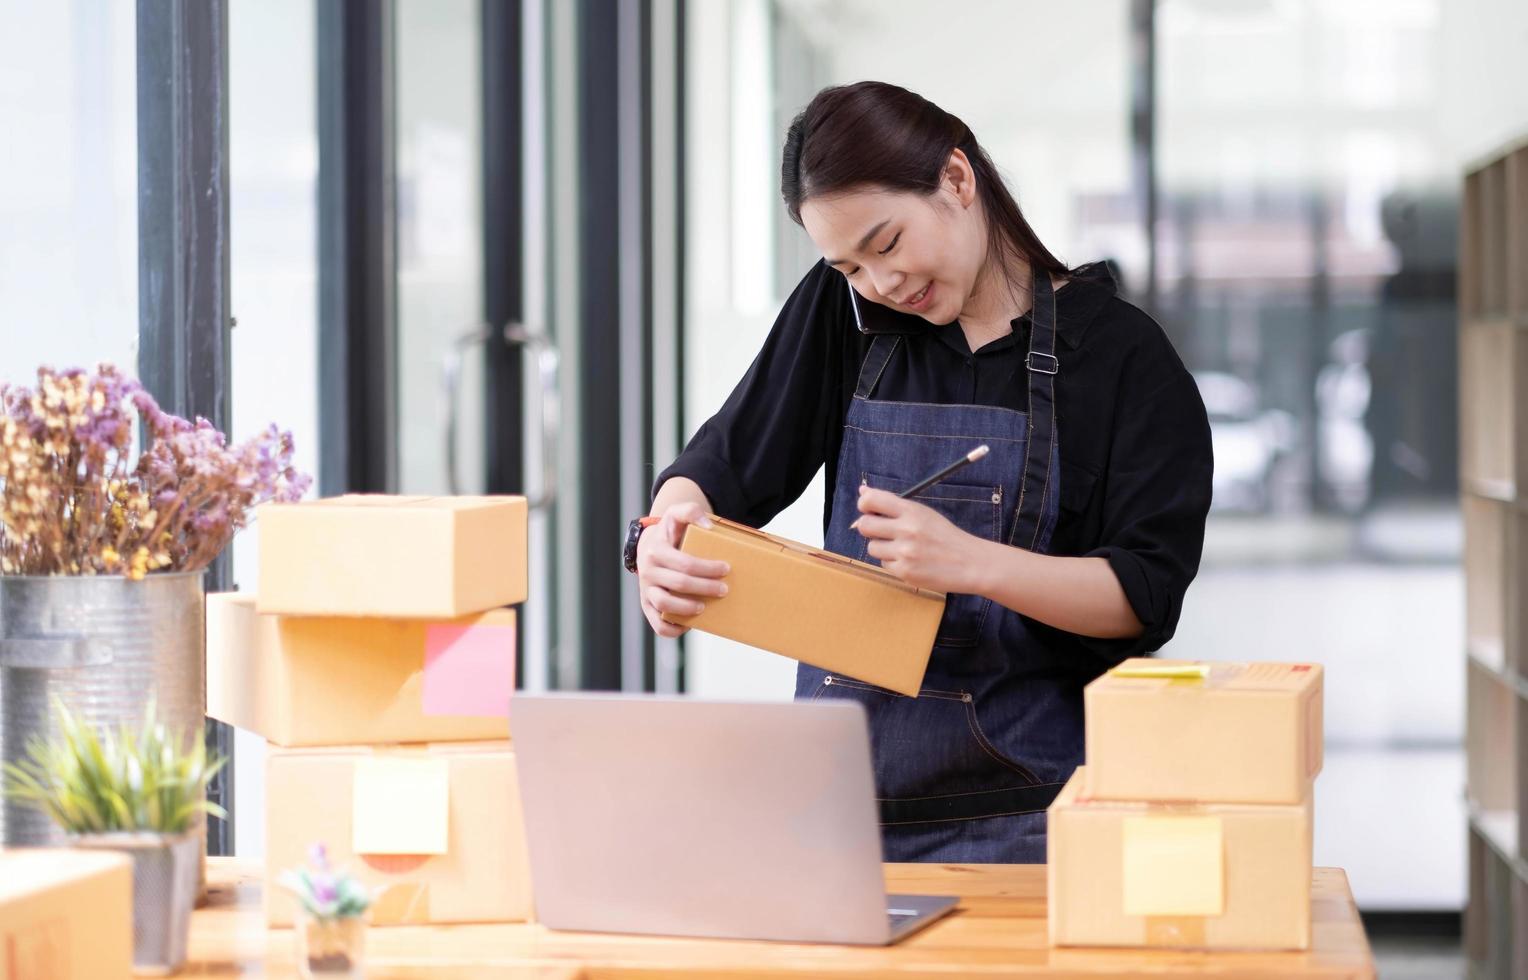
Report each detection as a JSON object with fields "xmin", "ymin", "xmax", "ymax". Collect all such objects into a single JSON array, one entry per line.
[{"xmin": 1025, "ymin": 351, "xmax": 1059, "ymax": 375}]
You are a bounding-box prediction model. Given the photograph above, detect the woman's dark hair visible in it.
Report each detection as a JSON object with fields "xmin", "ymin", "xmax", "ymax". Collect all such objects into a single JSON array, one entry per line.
[{"xmin": 780, "ymin": 81, "xmax": 1068, "ymax": 289}]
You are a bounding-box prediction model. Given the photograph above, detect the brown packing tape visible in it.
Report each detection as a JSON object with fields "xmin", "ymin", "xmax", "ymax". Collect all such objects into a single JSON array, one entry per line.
[
  {"xmin": 1145, "ymin": 915, "xmax": 1208, "ymax": 948},
  {"xmin": 370, "ymin": 881, "xmax": 431, "ymax": 925}
]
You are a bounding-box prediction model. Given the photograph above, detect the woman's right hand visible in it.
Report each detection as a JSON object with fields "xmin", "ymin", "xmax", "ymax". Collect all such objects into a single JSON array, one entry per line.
[{"xmin": 636, "ymin": 502, "xmax": 731, "ymax": 638}]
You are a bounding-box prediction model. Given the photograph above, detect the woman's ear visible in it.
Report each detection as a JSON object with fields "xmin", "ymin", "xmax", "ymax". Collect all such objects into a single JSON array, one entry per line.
[{"xmin": 941, "ymin": 148, "xmax": 978, "ymax": 209}]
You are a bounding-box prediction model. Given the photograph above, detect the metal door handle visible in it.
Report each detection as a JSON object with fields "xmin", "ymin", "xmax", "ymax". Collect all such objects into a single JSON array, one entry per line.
[{"xmin": 442, "ymin": 321, "xmax": 560, "ymax": 509}]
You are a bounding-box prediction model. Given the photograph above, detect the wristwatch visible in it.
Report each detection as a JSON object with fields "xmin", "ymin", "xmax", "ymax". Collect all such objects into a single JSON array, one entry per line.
[{"xmin": 623, "ymin": 516, "xmax": 660, "ymax": 573}]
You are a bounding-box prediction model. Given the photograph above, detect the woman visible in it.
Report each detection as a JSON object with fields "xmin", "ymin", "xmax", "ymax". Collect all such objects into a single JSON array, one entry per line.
[{"xmin": 628, "ymin": 81, "xmax": 1213, "ymax": 863}]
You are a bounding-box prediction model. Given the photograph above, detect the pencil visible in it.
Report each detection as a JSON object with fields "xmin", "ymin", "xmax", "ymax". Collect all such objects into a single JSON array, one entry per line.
[{"xmin": 850, "ymin": 445, "xmax": 990, "ymax": 530}]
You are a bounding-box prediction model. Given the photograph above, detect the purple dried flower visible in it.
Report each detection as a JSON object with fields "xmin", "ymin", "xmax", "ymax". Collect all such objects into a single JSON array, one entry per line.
[{"xmin": 0, "ymin": 364, "xmax": 312, "ymax": 577}]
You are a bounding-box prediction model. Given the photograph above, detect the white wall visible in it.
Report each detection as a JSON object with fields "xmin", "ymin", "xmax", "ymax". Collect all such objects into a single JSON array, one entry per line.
[{"xmin": 1437, "ymin": 0, "xmax": 1528, "ymax": 169}]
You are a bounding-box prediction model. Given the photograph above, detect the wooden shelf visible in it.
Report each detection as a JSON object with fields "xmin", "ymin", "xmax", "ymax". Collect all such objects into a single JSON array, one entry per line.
[
  {"xmin": 1461, "ymin": 314, "xmax": 1528, "ymax": 333},
  {"xmin": 1468, "ymin": 639, "xmax": 1511, "ymax": 688},
  {"xmin": 1471, "ymin": 807, "xmax": 1521, "ymax": 875},
  {"xmin": 1464, "ymin": 135, "xmax": 1528, "ymax": 980},
  {"xmin": 1464, "ymin": 480, "xmax": 1518, "ymax": 506}
]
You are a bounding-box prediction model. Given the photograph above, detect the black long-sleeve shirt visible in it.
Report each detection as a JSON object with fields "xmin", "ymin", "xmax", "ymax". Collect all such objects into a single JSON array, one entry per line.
[{"xmin": 654, "ymin": 260, "xmax": 1213, "ymax": 673}]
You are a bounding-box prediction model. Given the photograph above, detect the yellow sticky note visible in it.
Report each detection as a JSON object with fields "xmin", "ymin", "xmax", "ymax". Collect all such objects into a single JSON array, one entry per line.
[
  {"xmin": 352, "ymin": 757, "xmax": 450, "ymax": 855},
  {"xmin": 1110, "ymin": 663, "xmax": 1210, "ymax": 680},
  {"xmin": 1122, "ymin": 815, "xmax": 1224, "ymax": 917}
]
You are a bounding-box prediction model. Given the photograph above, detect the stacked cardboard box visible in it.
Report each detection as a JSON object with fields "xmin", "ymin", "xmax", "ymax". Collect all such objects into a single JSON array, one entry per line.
[
  {"xmin": 207, "ymin": 495, "xmax": 534, "ymax": 927},
  {"xmin": 1048, "ymin": 659, "xmax": 1324, "ymax": 951},
  {"xmin": 0, "ymin": 849, "xmax": 133, "ymax": 979}
]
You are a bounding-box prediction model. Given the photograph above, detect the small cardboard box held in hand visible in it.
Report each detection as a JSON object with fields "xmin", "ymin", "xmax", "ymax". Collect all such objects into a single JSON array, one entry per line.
[
  {"xmin": 207, "ymin": 592, "xmax": 514, "ymax": 747},
  {"xmin": 265, "ymin": 741, "xmax": 533, "ymax": 927},
  {"xmin": 1084, "ymin": 659, "xmax": 1324, "ymax": 805},
  {"xmin": 662, "ymin": 517, "xmax": 944, "ymax": 697},
  {"xmin": 1048, "ymin": 768, "xmax": 1312, "ymax": 951},
  {"xmin": 256, "ymin": 495, "xmax": 528, "ymax": 618},
  {"xmin": 0, "ymin": 849, "xmax": 133, "ymax": 979}
]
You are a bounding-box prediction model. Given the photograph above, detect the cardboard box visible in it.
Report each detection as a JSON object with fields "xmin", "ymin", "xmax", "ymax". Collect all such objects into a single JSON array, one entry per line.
[
  {"xmin": 265, "ymin": 741, "xmax": 533, "ymax": 927},
  {"xmin": 256, "ymin": 495, "xmax": 528, "ymax": 618},
  {"xmin": 207, "ymin": 593, "xmax": 514, "ymax": 747},
  {"xmin": 663, "ymin": 517, "xmax": 944, "ymax": 697},
  {"xmin": 0, "ymin": 849, "xmax": 132, "ymax": 979},
  {"xmin": 1047, "ymin": 768, "xmax": 1312, "ymax": 951},
  {"xmin": 1084, "ymin": 659, "xmax": 1323, "ymax": 805}
]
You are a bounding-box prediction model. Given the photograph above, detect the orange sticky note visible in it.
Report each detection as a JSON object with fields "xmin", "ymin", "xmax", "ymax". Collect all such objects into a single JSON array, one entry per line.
[
  {"xmin": 352, "ymin": 758, "xmax": 450, "ymax": 856},
  {"xmin": 1122, "ymin": 815, "xmax": 1224, "ymax": 917}
]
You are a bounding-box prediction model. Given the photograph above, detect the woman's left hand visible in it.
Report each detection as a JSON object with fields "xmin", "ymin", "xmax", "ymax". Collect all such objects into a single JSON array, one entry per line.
[{"xmin": 854, "ymin": 485, "xmax": 986, "ymax": 594}]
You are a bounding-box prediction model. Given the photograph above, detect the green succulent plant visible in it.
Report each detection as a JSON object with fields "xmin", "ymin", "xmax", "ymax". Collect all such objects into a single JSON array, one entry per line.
[
  {"xmin": 278, "ymin": 842, "xmax": 375, "ymax": 920},
  {"xmin": 2, "ymin": 697, "xmax": 227, "ymax": 835}
]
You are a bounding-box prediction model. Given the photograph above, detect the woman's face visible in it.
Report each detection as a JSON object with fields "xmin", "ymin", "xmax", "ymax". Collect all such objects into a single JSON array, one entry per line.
[{"xmin": 799, "ymin": 149, "xmax": 987, "ymax": 325}]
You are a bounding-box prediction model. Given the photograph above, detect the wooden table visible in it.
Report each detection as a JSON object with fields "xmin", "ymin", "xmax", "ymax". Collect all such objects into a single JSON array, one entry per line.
[{"xmin": 182, "ymin": 858, "xmax": 1375, "ymax": 978}]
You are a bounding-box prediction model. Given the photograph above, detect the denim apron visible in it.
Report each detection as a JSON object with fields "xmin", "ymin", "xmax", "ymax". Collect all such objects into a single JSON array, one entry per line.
[{"xmin": 795, "ymin": 270, "xmax": 1081, "ymax": 863}]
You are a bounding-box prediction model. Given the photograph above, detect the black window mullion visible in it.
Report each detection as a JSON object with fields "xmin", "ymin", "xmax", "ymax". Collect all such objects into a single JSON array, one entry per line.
[
  {"xmin": 318, "ymin": 0, "xmax": 398, "ymax": 497},
  {"xmin": 577, "ymin": 0, "xmax": 623, "ymax": 690},
  {"xmin": 673, "ymin": 0, "xmax": 688, "ymax": 693},
  {"xmin": 482, "ymin": 0, "xmax": 527, "ymax": 682},
  {"xmin": 1129, "ymin": 0, "xmax": 1157, "ymax": 319},
  {"xmin": 135, "ymin": 0, "xmax": 235, "ymax": 856},
  {"xmin": 638, "ymin": 0, "xmax": 655, "ymax": 692},
  {"xmin": 483, "ymin": 0, "xmax": 525, "ymax": 500}
]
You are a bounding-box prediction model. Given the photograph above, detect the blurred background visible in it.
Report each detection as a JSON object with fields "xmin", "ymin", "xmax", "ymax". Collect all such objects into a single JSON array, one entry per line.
[{"xmin": 3, "ymin": 1, "xmax": 1527, "ymax": 975}]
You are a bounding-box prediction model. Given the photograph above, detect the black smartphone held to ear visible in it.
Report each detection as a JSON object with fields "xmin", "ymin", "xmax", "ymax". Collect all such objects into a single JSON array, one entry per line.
[
  {"xmin": 848, "ymin": 280, "xmax": 869, "ymax": 334},
  {"xmin": 846, "ymin": 280, "xmax": 925, "ymax": 336}
]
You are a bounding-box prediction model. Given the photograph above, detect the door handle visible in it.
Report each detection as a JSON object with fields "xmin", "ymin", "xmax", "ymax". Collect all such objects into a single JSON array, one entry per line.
[{"xmin": 441, "ymin": 322, "xmax": 560, "ymax": 509}]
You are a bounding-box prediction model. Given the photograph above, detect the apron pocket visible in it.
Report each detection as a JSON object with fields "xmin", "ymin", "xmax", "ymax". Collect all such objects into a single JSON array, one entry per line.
[
  {"xmin": 860, "ymin": 471, "xmax": 1000, "ymax": 648},
  {"xmin": 813, "ymin": 675, "xmax": 1044, "ymax": 790}
]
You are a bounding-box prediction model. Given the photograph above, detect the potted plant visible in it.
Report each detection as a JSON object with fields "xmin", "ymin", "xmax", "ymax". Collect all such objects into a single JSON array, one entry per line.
[
  {"xmin": 3, "ymin": 697, "xmax": 226, "ymax": 975},
  {"xmin": 0, "ymin": 364, "xmax": 309, "ymax": 846},
  {"xmin": 278, "ymin": 842, "xmax": 374, "ymax": 978}
]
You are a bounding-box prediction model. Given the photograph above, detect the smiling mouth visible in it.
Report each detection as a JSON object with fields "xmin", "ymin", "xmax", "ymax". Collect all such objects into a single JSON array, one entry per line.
[{"xmin": 904, "ymin": 283, "xmax": 931, "ymax": 307}]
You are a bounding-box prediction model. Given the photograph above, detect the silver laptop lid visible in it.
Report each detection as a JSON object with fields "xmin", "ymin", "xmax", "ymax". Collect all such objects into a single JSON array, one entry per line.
[{"xmin": 513, "ymin": 694, "xmax": 893, "ymax": 944}]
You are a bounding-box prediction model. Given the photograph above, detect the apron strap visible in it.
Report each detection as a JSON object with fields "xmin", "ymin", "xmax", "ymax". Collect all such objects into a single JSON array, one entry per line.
[
  {"xmin": 878, "ymin": 780, "xmax": 1065, "ymax": 825},
  {"xmin": 1007, "ymin": 269, "xmax": 1059, "ymax": 551},
  {"xmin": 854, "ymin": 334, "xmax": 901, "ymax": 400}
]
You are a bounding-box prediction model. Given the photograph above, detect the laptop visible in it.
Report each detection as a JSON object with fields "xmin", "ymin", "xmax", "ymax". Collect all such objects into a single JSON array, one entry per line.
[{"xmin": 512, "ymin": 694, "xmax": 958, "ymax": 945}]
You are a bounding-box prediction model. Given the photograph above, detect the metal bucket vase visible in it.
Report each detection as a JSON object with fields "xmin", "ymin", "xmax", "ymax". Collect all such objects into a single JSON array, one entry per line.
[
  {"xmin": 74, "ymin": 830, "xmax": 201, "ymax": 975},
  {"xmin": 0, "ymin": 571, "xmax": 206, "ymax": 846}
]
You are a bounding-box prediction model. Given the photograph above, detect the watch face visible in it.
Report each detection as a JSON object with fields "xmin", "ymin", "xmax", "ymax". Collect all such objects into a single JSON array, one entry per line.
[{"xmin": 624, "ymin": 518, "xmax": 644, "ymax": 571}]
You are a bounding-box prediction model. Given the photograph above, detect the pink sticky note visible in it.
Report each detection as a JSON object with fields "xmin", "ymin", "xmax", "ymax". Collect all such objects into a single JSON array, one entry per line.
[{"xmin": 422, "ymin": 623, "xmax": 516, "ymax": 716}]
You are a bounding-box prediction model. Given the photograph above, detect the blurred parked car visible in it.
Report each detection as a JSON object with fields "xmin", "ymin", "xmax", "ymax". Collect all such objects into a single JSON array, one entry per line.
[
  {"xmin": 1193, "ymin": 371, "xmax": 1297, "ymax": 513},
  {"xmin": 1316, "ymin": 329, "xmax": 1374, "ymax": 513}
]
